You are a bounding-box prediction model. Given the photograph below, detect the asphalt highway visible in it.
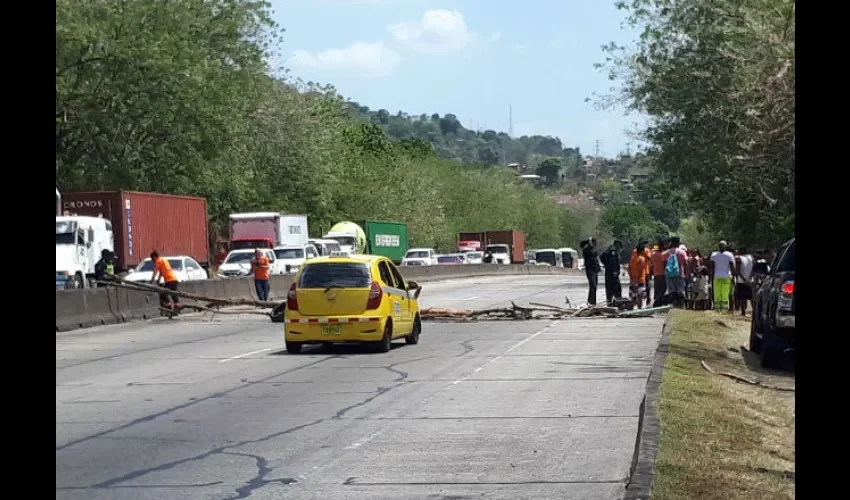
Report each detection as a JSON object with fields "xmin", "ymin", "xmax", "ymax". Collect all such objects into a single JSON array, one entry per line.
[{"xmin": 57, "ymin": 274, "xmax": 665, "ymax": 500}]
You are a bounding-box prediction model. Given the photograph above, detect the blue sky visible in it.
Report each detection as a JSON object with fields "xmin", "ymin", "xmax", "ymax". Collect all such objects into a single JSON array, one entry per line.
[{"xmin": 269, "ymin": 0, "xmax": 646, "ymax": 157}]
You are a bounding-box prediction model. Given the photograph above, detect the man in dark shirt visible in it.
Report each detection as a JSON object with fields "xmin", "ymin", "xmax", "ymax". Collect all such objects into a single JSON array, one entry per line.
[
  {"xmin": 581, "ymin": 238, "xmax": 601, "ymax": 305},
  {"xmin": 94, "ymin": 249, "xmax": 115, "ymax": 286},
  {"xmin": 600, "ymin": 240, "xmax": 623, "ymax": 305}
]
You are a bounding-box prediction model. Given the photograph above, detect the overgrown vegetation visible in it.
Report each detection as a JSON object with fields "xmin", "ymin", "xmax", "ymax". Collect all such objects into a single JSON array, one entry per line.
[
  {"xmin": 598, "ymin": 0, "xmax": 795, "ymax": 248},
  {"xmin": 653, "ymin": 311, "xmax": 794, "ymax": 500},
  {"xmin": 55, "ymin": 0, "xmax": 584, "ymax": 253}
]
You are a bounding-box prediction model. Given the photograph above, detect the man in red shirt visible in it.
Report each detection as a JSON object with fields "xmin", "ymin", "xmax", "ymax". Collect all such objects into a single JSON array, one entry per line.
[
  {"xmin": 251, "ymin": 249, "xmax": 271, "ymax": 302},
  {"xmin": 150, "ymin": 251, "xmax": 180, "ymax": 308},
  {"xmin": 650, "ymin": 239, "xmax": 669, "ymax": 307}
]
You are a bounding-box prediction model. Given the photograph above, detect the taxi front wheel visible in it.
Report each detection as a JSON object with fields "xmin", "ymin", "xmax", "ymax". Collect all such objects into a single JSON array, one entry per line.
[{"xmin": 286, "ymin": 341, "xmax": 303, "ymax": 354}]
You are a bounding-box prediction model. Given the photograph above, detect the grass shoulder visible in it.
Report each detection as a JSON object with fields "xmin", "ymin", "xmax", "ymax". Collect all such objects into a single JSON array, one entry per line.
[{"xmin": 651, "ymin": 310, "xmax": 795, "ymax": 500}]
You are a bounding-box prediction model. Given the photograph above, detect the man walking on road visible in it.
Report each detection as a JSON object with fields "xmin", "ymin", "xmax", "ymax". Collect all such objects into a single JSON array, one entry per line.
[
  {"xmin": 580, "ymin": 238, "xmax": 601, "ymax": 305},
  {"xmin": 251, "ymin": 249, "xmax": 271, "ymax": 302},
  {"xmin": 709, "ymin": 241, "xmax": 736, "ymax": 312},
  {"xmin": 662, "ymin": 236, "xmax": 688, "ymax": 308},
  {"xmin": 600, "ymin": 239, "xmax": 624, "ymax": 305}
]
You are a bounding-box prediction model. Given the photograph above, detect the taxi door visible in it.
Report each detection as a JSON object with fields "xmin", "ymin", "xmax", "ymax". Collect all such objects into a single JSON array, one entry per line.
[
  {"xmin": 388, "ymin": 261, "xmax": 413, "ymax": 332},
  {"xmin": 377, "ymin": 260, "xmax": 410, "ymax": 333}
]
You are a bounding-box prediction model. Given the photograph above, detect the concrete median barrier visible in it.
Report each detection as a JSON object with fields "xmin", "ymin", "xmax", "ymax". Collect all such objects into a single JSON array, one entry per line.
[{"xmin": 56, "ymin": 265, "xmax": 581, "ymax": 332}]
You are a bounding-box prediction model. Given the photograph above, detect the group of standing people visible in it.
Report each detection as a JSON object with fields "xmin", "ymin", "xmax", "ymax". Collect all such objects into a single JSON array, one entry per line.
[{"xmin": 580, "ymin": 237, "xmax": 773, "ymax": 315}]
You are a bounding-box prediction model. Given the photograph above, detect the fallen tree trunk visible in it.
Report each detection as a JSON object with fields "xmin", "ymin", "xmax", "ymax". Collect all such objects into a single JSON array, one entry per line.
[
  {"xmin": 95, "ymin": 276, "xmax": 283, "ymax": 309},
  {"xmin": 420, "ymin": 303, "xmax": 671, "ymax": 321}
]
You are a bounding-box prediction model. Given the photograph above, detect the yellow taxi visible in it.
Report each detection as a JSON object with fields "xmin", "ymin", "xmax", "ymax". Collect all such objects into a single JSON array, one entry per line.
[{"xmin": 284, "ymin": 252, "xmax": 422, "ymax": 354}]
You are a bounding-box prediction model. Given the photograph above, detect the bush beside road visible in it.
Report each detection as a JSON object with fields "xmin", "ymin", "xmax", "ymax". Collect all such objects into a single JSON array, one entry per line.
[{"xmin": 651, "ymin": 311, "xmax": 794, "ymax": 500}]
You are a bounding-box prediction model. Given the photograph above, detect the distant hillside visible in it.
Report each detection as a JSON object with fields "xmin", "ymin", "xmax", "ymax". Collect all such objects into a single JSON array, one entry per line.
[{"xmin": 343, "ymin": 102, "xmax": 582, "ymax": 168}]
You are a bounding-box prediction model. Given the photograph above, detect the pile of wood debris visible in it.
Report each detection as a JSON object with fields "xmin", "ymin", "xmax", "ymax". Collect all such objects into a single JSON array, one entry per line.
[{"xmin": 420, "ymin": 301, "xmax": 672, "ymax": 321}]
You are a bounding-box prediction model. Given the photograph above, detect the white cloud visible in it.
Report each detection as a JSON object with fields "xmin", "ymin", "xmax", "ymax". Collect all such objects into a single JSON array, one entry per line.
[
  {"xmin": 288, "ymin": 41, "xmax": 401, "ymax": 76},
  {"xmin": 388, "ymin": 9, "xmax": 475, "ymax": 55}
]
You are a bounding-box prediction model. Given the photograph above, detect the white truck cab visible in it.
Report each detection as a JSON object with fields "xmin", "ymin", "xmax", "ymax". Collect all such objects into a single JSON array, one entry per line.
[
  {"xmin": 56, "ymin": 216, "xmax": 115, "ymax": 289},
  {"xmin": 486, "ymin": 244, "xmax": 511, "ymax": 264},
  {"xmin": 273, "ymin": 243, "xmax": 319, "ymax": 274}
]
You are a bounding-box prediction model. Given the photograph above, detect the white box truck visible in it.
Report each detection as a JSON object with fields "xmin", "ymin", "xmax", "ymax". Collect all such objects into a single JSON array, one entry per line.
[{"xmin": 229, "ymin": 212, "xmax": 308, "ymax": 250}]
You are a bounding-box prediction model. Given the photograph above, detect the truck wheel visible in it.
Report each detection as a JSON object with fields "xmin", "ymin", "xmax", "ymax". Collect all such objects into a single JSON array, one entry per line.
[
  {"xmin": 759, "ymin": 331, "xmax": 783, "ymax": 369},
  {"xmin": 68, "ymin": 274, "xmax": 84, "ymax": 289},
  {"xmin": 286, "ymin": 341, "xmax": 303, "ymax": 354},
  {"xmin": 406, "ymin": 315, "xmax": 421, "ymax": 345}
]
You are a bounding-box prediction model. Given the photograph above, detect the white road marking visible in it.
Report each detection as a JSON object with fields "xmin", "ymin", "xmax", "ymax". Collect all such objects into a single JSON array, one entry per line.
[
  {"xmin": 461, "ymin": 296, "xmax": 480, "ymax": 301},
  {"xmin": 295, "ymin": 320, "xmax": 559, "ymax": 481},
  {"xmin": 219, "ymin": 347, "xmax": 274, "ymax": 363}
]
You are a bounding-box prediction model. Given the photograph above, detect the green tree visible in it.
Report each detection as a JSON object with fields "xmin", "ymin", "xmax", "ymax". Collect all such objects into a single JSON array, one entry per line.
[
  {"xmin": 600, "ymin": 205, "xmax": 658, "ymax": 250},
  {"xmin": 599, "ymin": 0, "xmax": 794, "ymax": 247},
  {"xmin": 535, "ymin": 158, "xmax": 563, "ymax": 186}
]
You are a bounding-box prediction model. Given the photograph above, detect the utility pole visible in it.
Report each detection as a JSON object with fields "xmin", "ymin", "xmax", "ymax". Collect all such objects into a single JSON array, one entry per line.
[{"xmin": 594, "ymin": 140, "xmax": 600, "ymax": 159}]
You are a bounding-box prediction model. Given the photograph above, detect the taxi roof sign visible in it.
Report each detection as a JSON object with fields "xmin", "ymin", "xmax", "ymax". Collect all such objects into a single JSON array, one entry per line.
[{"xmin": 329, "ymin": 250, "xmax": 352, "ymax": 257}]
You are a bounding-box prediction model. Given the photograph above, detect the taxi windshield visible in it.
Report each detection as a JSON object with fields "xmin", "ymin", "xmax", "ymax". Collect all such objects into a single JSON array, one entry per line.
[{"xmin": 298, "ymin": 263, "xmax": 371, "ymax": 289}]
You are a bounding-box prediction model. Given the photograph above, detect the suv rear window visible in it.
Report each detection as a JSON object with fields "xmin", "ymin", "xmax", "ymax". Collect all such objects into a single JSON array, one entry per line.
[
  {"xmin": 298, "ymin": 263, "xmax": 372, "ymax": 288},
  {"xmin": 776, "ymin": 240, "xmax": 795, "ymax": 272}
]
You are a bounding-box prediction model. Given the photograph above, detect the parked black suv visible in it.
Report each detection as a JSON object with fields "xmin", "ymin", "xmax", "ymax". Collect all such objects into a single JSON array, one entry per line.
[{"xmin": 749, "ymin": 236, "xmax": 795, "ymax": 369}]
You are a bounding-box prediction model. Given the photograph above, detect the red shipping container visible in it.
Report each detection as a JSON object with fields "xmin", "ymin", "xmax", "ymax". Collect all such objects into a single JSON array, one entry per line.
[
  {"xmin": 457, "ymin": 230, "xmax": 526, "ymax": 263},
  {"xmin": 61, "ymin": 191, "xmax": 209, "ymax": 271}
]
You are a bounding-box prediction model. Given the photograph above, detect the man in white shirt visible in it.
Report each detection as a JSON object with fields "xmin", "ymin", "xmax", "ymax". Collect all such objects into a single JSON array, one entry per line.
[
  {"xmin": 735, "ymin": 248, "xmax": 754, "ymax": 316},
  {"xmin": 709, "ymin": 241, "xmax": 736, "ymax": 312}
]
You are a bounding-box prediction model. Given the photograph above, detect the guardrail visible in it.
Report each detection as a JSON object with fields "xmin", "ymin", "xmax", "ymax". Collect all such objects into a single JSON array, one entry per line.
[{"xmin": 55, "ymin": 264, "xmax": 581, "ymax": 332}]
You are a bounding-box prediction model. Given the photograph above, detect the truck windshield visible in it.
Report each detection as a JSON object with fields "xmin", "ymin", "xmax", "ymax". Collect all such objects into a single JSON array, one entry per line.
[
  {"xmin": 231, "ymin": 240, "xmax": 271, "ymax": 250},
  {"xmin": 298, "ymin": 263, "xmax": 371, "ymax": 289},
  {"xmin": 536, "ymin": 251, "xmax": 557, "ymax": 265},
  {"xmin": 406, "ymin": 251, "xmax": 430, "ymax": 259},
  {"xmin": 56, "ymin": 221, "xmax": 78, "ymax": 245},
  {"xmin": 486, "ymin": 245, "xmax": 509, "ymax": 253},
  {"xmin": 136, "ymin": 259, "xmax": 184, "ymax": 272},
  {"xmin": 225, "ymin": 252, "xmax": 255, "ymax": 264},
  {"xmin": 329, "ymin": 236, "xmax": 356, "ymax": 248},
  {"xmin": 274, "ymin": 248, "xmax": 304, "ymax": 259}
]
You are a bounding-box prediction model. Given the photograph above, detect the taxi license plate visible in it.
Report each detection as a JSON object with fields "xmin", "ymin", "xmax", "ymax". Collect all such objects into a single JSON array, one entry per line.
[{"xmin": 321, "ymin": 325, "xmax": 341, "ymax": 336}]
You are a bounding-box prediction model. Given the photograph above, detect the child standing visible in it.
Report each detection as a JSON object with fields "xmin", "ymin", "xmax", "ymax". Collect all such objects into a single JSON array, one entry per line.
[{"xmin": 693, "ymin": 267, "xmax": 710, "ymax": 310}]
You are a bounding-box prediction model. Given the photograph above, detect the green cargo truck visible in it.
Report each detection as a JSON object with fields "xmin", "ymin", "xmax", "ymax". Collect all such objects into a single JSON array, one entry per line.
[{"xmin": 323, "ymin": 220, "xmax": 409, "ymax": 263}]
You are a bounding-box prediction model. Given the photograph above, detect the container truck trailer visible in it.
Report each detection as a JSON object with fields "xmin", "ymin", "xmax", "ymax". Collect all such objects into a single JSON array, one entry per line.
[
  {"xmin": 457, "ymin": 230, "xmax": 526, "ymax": 264},
  {"xmin": 59, "ymin": 191, "xmax": 209, "ymax": 278}
]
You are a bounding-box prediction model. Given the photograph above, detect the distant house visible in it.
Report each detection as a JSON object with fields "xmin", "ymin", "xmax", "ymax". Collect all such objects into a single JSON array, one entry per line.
[{"xmin": 507, "ymin": 162, "xmax": 524, "ymax": 171}]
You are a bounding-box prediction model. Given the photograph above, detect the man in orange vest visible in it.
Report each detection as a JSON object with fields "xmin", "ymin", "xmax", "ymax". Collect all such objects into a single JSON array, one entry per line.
[
  {"xmin": 251, "ymin": 249, "xmax": 271, "ymax": 301},
  {"xmin": 150, "ymin": 251, "xmax": 180, "ymax": 308}
]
